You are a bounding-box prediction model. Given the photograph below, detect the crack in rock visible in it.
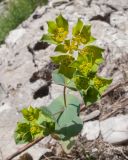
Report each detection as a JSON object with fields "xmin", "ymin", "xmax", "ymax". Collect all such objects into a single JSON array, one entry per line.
[
  {"xmin": 29, "ymin": 62, "xmax": 58, "ymax": 83},
  {"xmin": 33, "ymin": 41, "xmax": 49, "ymax": 51},
  {"xmin": 90, "ymin": 12, "xmax": 113, "ymax": 24},
  {"xmin": 27, "ymin": 45, "xmax": 37, "ymax": 67},
  {"xmin": 33, "ymin": 82, "xmax": 51, "ymax": 99}
]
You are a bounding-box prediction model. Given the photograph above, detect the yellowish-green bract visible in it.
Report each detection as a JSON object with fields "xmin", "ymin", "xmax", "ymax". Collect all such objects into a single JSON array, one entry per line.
[{"xmin": 15, "ymin": 15, "xmax": 112, "ymax": 146}]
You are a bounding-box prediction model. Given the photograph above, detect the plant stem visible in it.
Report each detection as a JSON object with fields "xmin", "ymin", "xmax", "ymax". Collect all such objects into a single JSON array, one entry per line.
[
  {"xmin": 64, "ymin": 85, "xmax": 67, "ymax": 107},
  {"xmin": 5, "ymin": 136, "xmax": 44, "ymax": 160}
]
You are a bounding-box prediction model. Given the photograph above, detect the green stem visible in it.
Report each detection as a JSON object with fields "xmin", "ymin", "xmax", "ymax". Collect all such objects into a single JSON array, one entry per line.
[{"xmin": 64, "ymin": 85, "xmax": 67, "ymax": 107}]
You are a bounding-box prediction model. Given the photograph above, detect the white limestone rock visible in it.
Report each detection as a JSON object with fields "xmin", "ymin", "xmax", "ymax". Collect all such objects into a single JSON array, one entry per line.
[
  {"xmin": 100, "ymin": 115, "xmax": 128, "ymax": 144},
  {"xmin": 5, "ymin": 28, "xmax": 26, "ymax": 47},
  {"xmin": 81, "ymin": 120, "xmax": 100, "ymax": 140},
  {"xmin": 82, "ymin": 110, "xmax": 101, "ymax": 122}
]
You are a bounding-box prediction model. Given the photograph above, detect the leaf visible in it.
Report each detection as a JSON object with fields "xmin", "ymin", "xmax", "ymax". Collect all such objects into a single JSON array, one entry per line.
[
  {"xmin": 72, "ymin": 18, "xmax": 83, "ymax": 36},
  {"xmin": 82, "ymin": 86, "xmax": 101, "ymax": 106},
  {"xmin": 74, "ymin": 75, "xmax": 89, "ymax": 91},
  {"xmin": 83, "ymin": 45, "xmax": 104, "ymax": 64},
  {"xmin": 52, "ymin": 69, "xmax": 65, "ymax": 86},
  {"xmin": 22, "ymin": 106, "xmax": 40, "ymax": 121},
  {"xmin": 56, "ymin": 14, "xmax": 68, "ymax": 31},
  {"xmin": 38, "ymin": 107, "xmax": 55, "ymax": 135},
  {"xmin": 80, "ymin": 25, "xmax": 96, "ymax": 44},
  {"xmin": 89, "ymin": 36, "xmax": 96, "ymax": 43},
  {"xmin": 52, "ymin": 69, "xmax": 77, "ymax": 90},
  {"xmin": 93, "ymin": 76, "xmax": 112, "ymax": 94},
  {"xmin": 14, "ymin": 122, "xmax": 32, "ymax": 144},
  {"xmin": 69, "ymin": 60, "xmax": 81, "ymax": 68},
  {"xmin": 91, "ymin": 64, "xmax": 99, "ymax": 73},
  {"xmin": 51, "ymin": 54, "xmax": 74, "ymax": 65},
  {"xmin": 59, "ymin": 64, "xmax": 75, "ymax": 79},
  {"xmin": 39, "ymin": 107, "xmax": 55, "ymax": 124},
  {"xmin": 47, "ymin": 21, "xmax": 57, "ymax": 34},
  {"xmin": 66, "ymin": 79, "xmax": 77, "ymax": 91},
  {"xmin": 47, "ymin": 94, "xmax": 81, "ymax": 120},
  {"xmin": 55, "ymin": 44, "xmax": 67, "ymax": 53},
  {"xmin": 55, "ymin": 105, "xmax": 83, "ymax": 140},
  {"xmin": 41, "ymin": 34, "xmax": 57, "ymax": 44},
  {"xmin": 51, "ymin": 54, "xmax": 75, "ymax": 79}
]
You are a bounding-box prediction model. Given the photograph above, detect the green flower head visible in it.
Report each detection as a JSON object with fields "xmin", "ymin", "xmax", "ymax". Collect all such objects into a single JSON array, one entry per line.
[{"xmin": 42, "ymin": 15, "xmax": 68, "ymax": 44}]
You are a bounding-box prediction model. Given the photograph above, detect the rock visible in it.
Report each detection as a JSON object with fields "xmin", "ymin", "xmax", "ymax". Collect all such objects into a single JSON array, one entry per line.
[
  {"xmin": 0, "ymin": 83, "xmax": 7, "ymax": 101},
  {"xmin": 49, "ymin": 0, "xmax": 69, "ymax": 7},
  {"xmin": 100, "ymin": 115, "xmax": 128, "ymax": 144},
  {"xmin": 92, "ymin": 0, "xmax": 128, "ymax": 10},
  {"xmin": 110, "ymin": 11, "xmax": 128, "ymax": 34},
  {"xmin": 5, "ymin": 28, "xmax": 26, "ymax": 47},
  {"xmin": 81, "ymin": 120, "xmax": 100, "ymax": 140},
  {"xmin": 82, "ymin": 110, "xmax": 101, "ymax": 122},
  {"xmin": 0, "ymin": 102, "xmax": 11, "ymax": 113},
  {"xmin": 0, "ymin": 0, "xmax": 128, "ymax": 158}
]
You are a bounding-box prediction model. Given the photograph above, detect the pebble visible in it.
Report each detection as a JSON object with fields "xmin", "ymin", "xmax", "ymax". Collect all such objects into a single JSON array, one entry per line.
[
  {"xmin": 83, "ymin": 110, "xmax": 101, "ymax": 122},
  {"xmin": 100, "ymin": 115, "xmax": 128, "ymax": 144},
  {"xmin": 81, "ymin": 120, "xmax": 100, "ymax": 140}
]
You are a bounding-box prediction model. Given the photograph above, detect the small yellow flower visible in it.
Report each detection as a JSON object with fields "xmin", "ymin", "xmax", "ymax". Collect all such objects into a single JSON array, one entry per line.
[
  {"xmin": 30, "ymin": 125, "xmax": 41, "ymax": 135},
  {"xmin": 72, "ymin": 35, "xmax": 87, "ymax": 45},
  {"xmin": 79, "ymin": 62, "xmax": 92, "ymax": 76},
  {"xmin": 81, "ymin": 37, "xmax": 86, "ymax": 43},
  {"xmin": 72, "ymin": 35, "xmax": 81, "ymax": 44},
  {"xmin": 64, "ymin": 40, "xmax": 77, "ymax": 53},
  {"xmin": 53, "ymin": 27, "xmax": 68, "ymax": 42},
  {"xmin": 79, "ymin": 47, "xmax": 89, "ymax": 56},
  {"xmin": 93, "ymin": 77, "xmax": 104, "ymax": 89}
]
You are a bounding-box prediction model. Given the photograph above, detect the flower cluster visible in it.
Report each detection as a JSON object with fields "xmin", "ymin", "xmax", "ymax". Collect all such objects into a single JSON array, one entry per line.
[
  {"xmin": 42, "ymin": 15, "xmax": 112, "ymax": 104},
  {"xmin": 15, "ymin": 106, "xmax": 55, "ymax": 144},
  {"xmin": 52, "ymin": 27, "xmax": 68, "ymax": 42},
  {"xmin": 15, "ymin": 15, "xmax": 112, "ymax": 147}
]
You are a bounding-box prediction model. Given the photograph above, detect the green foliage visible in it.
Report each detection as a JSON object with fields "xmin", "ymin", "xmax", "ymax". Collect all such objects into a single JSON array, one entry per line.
[
  {"xmin": 0, "ymin": 0, "xmax": 48, "ymax": 44},
  {"xmin": 43, "ymin": 15, "xmax": 111, "ymax": 105},
  {"xmin": 15, "ymin": 106, "xmax": 55, "ymax": 144},
  {"xmin": 46, "ymin": 94, "xmax": 82, "ymax": 140},
  {"xmin": 42, "ymin": 14, "xmax": 68, "ymax": 44},
  {"xmin": 15, "ymin": 15, "xmax": 112, "ymax": 153},
  {"xmin": 52, "ymin": 69, "xmax": 77, "ymax": 90}
]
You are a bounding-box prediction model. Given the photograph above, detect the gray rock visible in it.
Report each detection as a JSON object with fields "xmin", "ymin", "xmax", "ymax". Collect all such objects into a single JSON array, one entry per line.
[
  {"xmin": 92, "ymin": 0, "xmax": 128, "ymax": 10},
  {"xmin": 0, "ymin": 0, "xmax": 128, "ymax": 158},
  {"xmin": 82, "ymin": 110, "xmax": 101, "ymax": 122},
  {"xmin": 5, "ymin": 28, "xmax": 26, "ymax": 47},
  {"xmin": 110, "ymin": 11, "xmax": 128, "ymax": 34},
  {"xmin": 81, "ymin": 120, "xmax": 100, "ymax": 140},
  {"xmin": 100, "ymin": 115, "xmax": 128, "ymax": 144}
]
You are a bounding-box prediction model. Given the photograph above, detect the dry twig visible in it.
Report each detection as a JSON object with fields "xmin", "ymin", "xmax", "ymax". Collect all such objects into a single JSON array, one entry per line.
[{"xmin": 5, "ymin": 136, "xmax": 44, "ymax": 160}]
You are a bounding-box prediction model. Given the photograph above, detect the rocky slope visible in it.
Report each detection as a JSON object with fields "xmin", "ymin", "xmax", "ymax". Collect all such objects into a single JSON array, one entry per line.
[{"xmin": 0, "ymin": 0, "xmax": 128, "ymax": 159}]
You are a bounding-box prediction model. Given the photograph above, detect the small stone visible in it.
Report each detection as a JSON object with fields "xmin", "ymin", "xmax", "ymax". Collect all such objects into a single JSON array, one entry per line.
[
  {"xmin": 100, "ymin": 115, "xmax": 128, "ymax": 144},
  {"xmin": 81, "ymin": 120, "xmax": 100, "ymax": 140},
  {"xmin": 110, "ymin": 11, "xmax": 128, "ymax": 33},
  {"xmin": 83, "ymin": 110, "xmax": 100, "ymax": 122}
]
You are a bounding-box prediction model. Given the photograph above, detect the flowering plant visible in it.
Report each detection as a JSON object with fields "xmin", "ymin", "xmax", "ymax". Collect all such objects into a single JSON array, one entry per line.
[{"xmin": 14, "ymin": 15, "xmax": 112, "ymax": 151}]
